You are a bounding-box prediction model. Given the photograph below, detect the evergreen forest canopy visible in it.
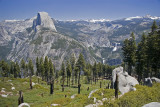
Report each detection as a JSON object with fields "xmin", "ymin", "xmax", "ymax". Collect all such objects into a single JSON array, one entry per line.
[
  {"xmin": 122, "ymin": 20, "xmax": 160, "ymax": 81},
  {"xmin": 0, "ymin": 53, "xmax": 115, "ymax": 91}
]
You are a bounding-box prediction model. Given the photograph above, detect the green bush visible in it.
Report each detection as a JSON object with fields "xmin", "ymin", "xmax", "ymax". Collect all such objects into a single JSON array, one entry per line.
[{"xmin": 104, "ymin": 83, "xmax": 160, "ymax": 107}]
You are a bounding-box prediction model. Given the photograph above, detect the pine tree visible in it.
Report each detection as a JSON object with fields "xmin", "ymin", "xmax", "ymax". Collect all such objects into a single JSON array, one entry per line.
[
  {"xmin": 76, "ymin": 53, "xmax": 85, "ymax": 71},
  {"xmin": 44, "ymin": 56, "xmax": 49, "ymax": 82},
  {"xmin": 20, "ymin": 58, "xmax": 25, "ymax": 78},
  {"xmin": 28, "ymin": 59, "xmax": 34, "ymax": 89},
  {"xmin": 70, "ymin": 53, "xmax": 76, "ymax": 85},
  {"xmin": 49, "ymin": 59, "xmax": 54, "ymax": 82},
  {"xmin": 122, "ymin": 32, "xmax": 136, "ymax": 75},
  {"xmin": 40, "ymin": 57, "xmax": 44, "ymax": 77},
  {"xmin": 136, "ymin": 33, "xmax": 147, "ymax": 81},
  {"xmin": 66, "ymin": 61, "xmax": 72, "ymax": 87},
  {"xmin": 93, "ymin": 62, "xmax": 98, "ymax": 84},
  {"xmin": 61, "ymin": 62, "xmax": 65, "ymax": 92},
  {"xmin": 10, "ymin": 61, "xmax": 14, "ymax": 77},
  {"xmin": 28, "ymin": 59, "xmax": 34, "ymax": 76},
  {"xmin": 36, "ymin": 57, "xmax": 40, "ymax": 76},
  {"xmin": 0, "ymin": 60, "xmax": 10, "ymax": 77},
  {"xmin": 16, "ymin": 62, "xmax": 21, "ymax": 78},
  {"xmin": 49, "ymin": 59, "xmax": 54, "ymax": 94},
  {"xmin": 40, "ymin": 63, "xmax": 45, "ymax": 81},
  {"xmin": 151, "ymin": 20, "xmax": 158, "ymax": 33},
  {"xmin": 76, "ymin": 53, "xmax": 85, "ymax": 94}
]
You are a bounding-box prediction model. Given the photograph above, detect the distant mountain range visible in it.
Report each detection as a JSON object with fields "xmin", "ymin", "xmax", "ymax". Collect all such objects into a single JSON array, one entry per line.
[{"xmin": 0, "ymin": 12, "xmax": 159, "ymax": 68}]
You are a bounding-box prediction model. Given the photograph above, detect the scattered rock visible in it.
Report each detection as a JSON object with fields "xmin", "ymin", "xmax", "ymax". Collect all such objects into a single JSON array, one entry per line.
[
  {"xmin": 112, "ymin": 66, "xmax": 139, "ymax": 94},
  {"xmin": 18, "ymin": 103, "xmax": 30, "ymax": 107},
  {"xmin": 11, "ymin": 87, "xmax": 15, "ymax": 90},
  {"xmin": 93, "ymin": 97, "xmax": 96, "ymax": 103},
  {"xmin": 10, "ymin": 83, "xmax": 13, "ymax": 86},
  {"xmin": 71, "ymin": 94, "xmax": 77, "ymax": 99},
  {"xmin": 130, "ymin": 87, "xmax": 136, "ymax": 91},
  {"xmin": 1, "ymin": 88, "xmax": 5, "ymax": 93},
  {"xmin": 85, "ymin": 104, "xmax": 94, "ymax": 107},
  {"xmin": 101, "ymin": 93, "xmax": 104, "ymax": 96},
  {"xmin": 8, "ymin": 80, "xmax": 12, "ymax": 82},
  {"xmin": 1, "ymin": 90, "xmax": 5, "ymax": 93},
  {"xmin": 102, "ymin": 98, "xmax": 107, "ymax": 102},
  {"xmin": 142, "ymin": 102, "xmax": 160, "ymax": 107},
  {"xmin": 23, "ymin": 82, "xmax": 28, "ymax": 84},
  {"xmin": 88, "ymin": 89, "xmax": 98, "ymax": 98},
  {"xmin": 51, "ymin": 104, "xmax": 60, "ymax": 106},
  {"xmin": 96, "ymin": 100, "xmax": 103, "ymax": 106},
  {"xmin": 144, "ymin": 77, "xmax": 152, "ymax": 87},
  {"xmin": 32, "ymin": 82, "xmax": 36, "ymax": 86},
  {"xmin": 1, "ymin": 94, "xmax": 8, "ymax": 98}
]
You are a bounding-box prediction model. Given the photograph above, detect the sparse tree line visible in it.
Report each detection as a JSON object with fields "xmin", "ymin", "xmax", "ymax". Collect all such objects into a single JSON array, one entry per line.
[
  {"xmin": 0, "ymin": 53, "xmax": 115, "ymax": 92},
  {"xmin": 122, "ymin": 21, "xmax": 160, "ymax": 82}
]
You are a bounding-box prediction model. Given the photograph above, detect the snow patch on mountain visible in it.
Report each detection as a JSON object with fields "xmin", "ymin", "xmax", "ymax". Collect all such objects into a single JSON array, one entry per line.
[
  {"xmin": 125, "ymin": 16, "xmax": 142, "ymax": 21},
  {"xmin": 87, "ymin": 19, "xmax": 111, "ymax": 23}
]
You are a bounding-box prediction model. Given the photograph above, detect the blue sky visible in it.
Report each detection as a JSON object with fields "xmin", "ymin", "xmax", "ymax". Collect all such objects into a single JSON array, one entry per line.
[{"xmin": 0, "ymin": 0, "xmax": 160, "ymax": 21}]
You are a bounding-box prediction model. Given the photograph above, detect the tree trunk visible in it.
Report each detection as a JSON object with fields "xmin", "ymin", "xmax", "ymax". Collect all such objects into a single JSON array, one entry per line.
[
  {"xmin": 30, "ymin": 76, "xmax": 32, "ymax": 89},
  {"xmin": 128, "ymin": 64, "xmax": 132, "ymax": 75},
  {"xmin": 50, "ymin": 81, "xmax": 53, "ymax": 94},
  {"xmin": 100, "ymin": 81, "xmax": 102, "ymax": 88},
  {"xmin": 78, "ymin": 84, "xmax": 81, "ymax": 94},
  {"xmin": 78, "ymin": 71, "xmax": 81, "ymax": 94},
  {"xmin": 115, "ymin": 74, "xmax": 119, "ymax": 99},
  {"xmin": 62, "ymin": 76, "xmax": 65, "ymax": 92},
  {"xmin": 69, "ymin": 77, "xmax": 70, "ymax": 87},
  {"xmin": 18, "ymin": 90, "xmax": 23, "ymax": 105},
  {"xmin": 67, "ymin": 76, "xmax": 68, "ymax": 87}
]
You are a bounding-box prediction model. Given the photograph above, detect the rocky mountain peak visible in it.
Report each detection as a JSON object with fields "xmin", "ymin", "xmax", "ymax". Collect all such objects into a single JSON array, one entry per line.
[{"xmin": 32, "ymin": 12, "xmax": 57, "ymax": 32}]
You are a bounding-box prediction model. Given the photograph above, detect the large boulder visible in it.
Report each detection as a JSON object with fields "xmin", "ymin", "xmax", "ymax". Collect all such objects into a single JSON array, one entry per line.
[
  {"xmin": 33, "ymin": 12, "xmax": 57, "ymax": 32},
  {"xmin": 144, "ymin": 77, "xmax": 152, "ymax": 87},
  {"xmin": 142, "ymin": 102, "xmax": 160, "ymax": 107},
  {"xmin": 112, "ymin": 66, "xmax": 139, "ymax": 94},
  {"xmin": 144, "ymin": 77, "xmax": 160, "ymax": 87},
  {"xmin": 151, "ymin": 77, "xmax": 160, "ymax": 83}
]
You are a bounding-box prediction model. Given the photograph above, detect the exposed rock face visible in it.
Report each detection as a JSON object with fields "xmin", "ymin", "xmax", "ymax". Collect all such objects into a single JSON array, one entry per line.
[
  {"xmin": 142, "ymin": 102, "xmax": 160, "ymax": 107},
  {"xmin": 144, "ymin": 77, "xmax": 160, "ymax": 87},
  {"xmin": 151, "ymin": 77, "xmax": 160, "ymax": 83},
  {"xmin": 33, "ymin": 12, "xmax": 57, "ymax": 32},
  {"xmin": 0, "ymin": 13, "xmax": 160, "ymax": 65},
  {"xmin": 112, "ymin": 66, "xmax": 139, "ymax": 94},
  {"xmin": 144, "ymin": 77, "xmax": 153, "ymax": 87},
  {"xmin": 0, "ymin": 26, "xmax": 11, "ymax": 45}
]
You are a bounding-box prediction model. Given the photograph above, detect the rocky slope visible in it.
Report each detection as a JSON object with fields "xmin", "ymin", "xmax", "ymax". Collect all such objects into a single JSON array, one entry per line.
[{"xmin": 0, "ymin": 12, "xmax": 160, "ymax": 67}]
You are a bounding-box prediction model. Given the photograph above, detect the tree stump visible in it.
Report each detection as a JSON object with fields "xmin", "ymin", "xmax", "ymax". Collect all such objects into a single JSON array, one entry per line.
[
  {"xmin": 87, "ymin": 87, "xmax": 89, "ymax": 91},
  {"xmin": 18, "ymin": 90, "xmax": 23, "ymax": 105},
  {"xmin": 50, "ymin": 82, "xmax": 53, "ymax": 94},
  {"xmin": 100, "ymin": 81, "xmax": 102, "ymax": 88},
  {"xmin": 41, "ymin": 93, "xmax": 43, "ymax": 97},
  {"xmin": 78, "ymin": 84, "xmax": 81, "ymax": 94},
  {"xmin": 61, "ymin": 85, "xmax": 64, "ymax": 92},
  {"xmin": 38, "ymin": 78, "xmax": 39, "ymax": 84},
  {"xmin": 108, "ymin": 83, "xmax": 110, "ymax": 89},
  {"xmin": 30, "ymin": 77, "xmax": 32, "ymax": 89}
]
